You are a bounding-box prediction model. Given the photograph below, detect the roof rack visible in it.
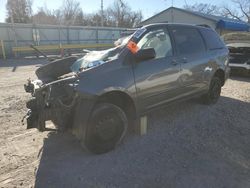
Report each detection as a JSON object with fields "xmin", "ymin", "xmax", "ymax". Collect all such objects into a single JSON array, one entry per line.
[{"xmin": 196, "ymin": 24, "xmax": 211, "ymax": 28}]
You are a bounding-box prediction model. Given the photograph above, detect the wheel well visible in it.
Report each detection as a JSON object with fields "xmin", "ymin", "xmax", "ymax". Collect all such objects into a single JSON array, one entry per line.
[
  {"xmin": 214, "ymin": 69, "xmax": 225, "ymax": 86},
  {"xmin": 98, "ymin": 91, "xmax": 137, "ymax": 121}
]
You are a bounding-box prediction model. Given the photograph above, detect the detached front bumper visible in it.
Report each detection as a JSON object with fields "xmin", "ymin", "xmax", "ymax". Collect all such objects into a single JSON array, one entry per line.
[{"xmin": 23, "ymin": 76, "xmax": 79, "ymax": 131}]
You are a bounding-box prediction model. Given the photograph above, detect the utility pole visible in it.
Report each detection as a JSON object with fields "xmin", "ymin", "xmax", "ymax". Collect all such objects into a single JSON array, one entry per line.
[
  {"xmin": 101, "ymin": 0, "xmax": 104, "ymax": 27},
  {"xmin": 171, "ymin": 0, "xmax": 174, "ymax": 22},
  {"xmin": 10, "ymin": 7, "xmax": 18, "ymax": 56}
]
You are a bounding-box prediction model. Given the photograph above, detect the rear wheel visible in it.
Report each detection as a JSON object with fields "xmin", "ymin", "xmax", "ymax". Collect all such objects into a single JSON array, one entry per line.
[
  {"xmin": 83, "ymin": 103, "xmax": 128, "ymax": 154},
  {"xmin": 202, "ymin": 76, "xmax": 222, "ymax": 105}
]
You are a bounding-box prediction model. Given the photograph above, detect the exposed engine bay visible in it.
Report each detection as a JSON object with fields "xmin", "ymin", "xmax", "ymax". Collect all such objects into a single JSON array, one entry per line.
[
  {"xmin": 227, "ymin": 43, "xmax": 250, "ymax": 71},
  {"xmin": 223, "ymin": 32, "xmax": 250, "ymax": 73}
]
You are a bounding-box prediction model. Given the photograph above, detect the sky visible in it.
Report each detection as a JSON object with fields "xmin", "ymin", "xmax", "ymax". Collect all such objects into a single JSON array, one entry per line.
[{"xmin": 0, "ymin": 0, "xmax": 232, "ymax": 23}]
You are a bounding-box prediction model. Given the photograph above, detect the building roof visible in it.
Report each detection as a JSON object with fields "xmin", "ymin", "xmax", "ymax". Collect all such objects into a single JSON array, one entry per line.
[{"xmin": 141, "ymin": 7, "xmax": 249, "ymax": 31}]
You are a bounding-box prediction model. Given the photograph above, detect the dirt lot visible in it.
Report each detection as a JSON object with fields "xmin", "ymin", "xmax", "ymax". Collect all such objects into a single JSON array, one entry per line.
[{"xmin": 0, "ymin": 59, "xmax": 250, "ymax": 188}]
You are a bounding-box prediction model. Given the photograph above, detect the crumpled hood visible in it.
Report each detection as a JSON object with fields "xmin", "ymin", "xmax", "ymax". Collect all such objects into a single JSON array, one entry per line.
[{"xmin": 71, "ymin": 48, "xmax": 117, "ymax": 72}]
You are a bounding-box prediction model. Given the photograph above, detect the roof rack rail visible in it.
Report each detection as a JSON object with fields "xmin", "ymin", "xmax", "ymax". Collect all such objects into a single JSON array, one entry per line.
[{"xmin": 196, "ymin": 24, "xmax": 211, "ymax": 28}]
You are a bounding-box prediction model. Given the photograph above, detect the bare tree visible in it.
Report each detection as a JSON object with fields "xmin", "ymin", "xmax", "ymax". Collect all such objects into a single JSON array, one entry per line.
[
  {"xmin": 61, "ymin": 0, "xmax": 82, "ymax": 25},
  {"xmin": 32, "ymin": 7, "xmax": 60, "ymax": 25},
  {"xmin": 221, "ymin": 0, "xmax": 250, "ymax": 23},
  {"xmin": 183, "ymin": 3, "xmax": 220, "ymax": 15},
  {"xmin": 184, "ymin": 1, "xmax": 250, "ymax": 23},
  {"xmin": 106, "ymin": 0, "xmax": 143, "ymax": 27},
  {"xmin": 74, "ymin": 10, "xmax": 84, "ymax": 26},
  {"xmin": 128, "ymin": 11, "xmax": 143, "ymax": 27},
  {"xmin": 32, "ymin": 0, "xmax": 83, "ymax": 26},
  {"xmin": 81, "ymin": 0, "xmax": 142, "ymax": 27},
  {"xmin": 11, "ymin": 0, "xmax": 142, "ymax": 27},
  {"xmin": 6, "ymin": 0, "xmax": 33, "ymax": 23}
]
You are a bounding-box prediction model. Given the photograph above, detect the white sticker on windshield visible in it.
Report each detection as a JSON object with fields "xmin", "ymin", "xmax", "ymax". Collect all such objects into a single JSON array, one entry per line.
[{"xmin": 133, "ymin": 28, "xmax": 147, "ymax": 38}]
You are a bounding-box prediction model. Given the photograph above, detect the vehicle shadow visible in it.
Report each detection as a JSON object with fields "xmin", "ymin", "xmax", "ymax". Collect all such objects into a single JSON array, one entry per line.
[
  {"xmin": 34, "ymin": 96, "xmax": 250, "ymax": 188},
  {"xmin": 230, "ymin": 74, "xmax": 250, "ymax": 82}
]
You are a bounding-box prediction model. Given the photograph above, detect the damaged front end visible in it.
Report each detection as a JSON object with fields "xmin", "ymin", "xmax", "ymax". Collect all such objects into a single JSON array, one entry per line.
[
  {"xmin": 227, "ymin": 43, "xmax": 250, "ymax": 72},
  {"xmin": 23, "ymin": 74, "xmax": 79, "ymax": 131},
  {"xmin": 23, "ymin": 45, "xmax": 124, "ymax": 132},
  {"xmin": 223, "ymin": 32, "xmax": 250, "ymax": 74}
]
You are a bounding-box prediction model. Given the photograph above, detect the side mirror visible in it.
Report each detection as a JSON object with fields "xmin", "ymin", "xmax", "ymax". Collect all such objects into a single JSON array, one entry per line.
[{"xmin": 135, "ymin": 48, "xmax": 156, "ymax": 61}]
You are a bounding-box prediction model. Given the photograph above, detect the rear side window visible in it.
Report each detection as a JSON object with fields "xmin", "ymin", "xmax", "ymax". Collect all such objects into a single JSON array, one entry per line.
[
  {"xmin": 171, "ymin": 27, "xmax": 206, "ymax": 55},
  {"xmin": 200, "ymin": 29, "xmax": 225, "ymax": 50}
]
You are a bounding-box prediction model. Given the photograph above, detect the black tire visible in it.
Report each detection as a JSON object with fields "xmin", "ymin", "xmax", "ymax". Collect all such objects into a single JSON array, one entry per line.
[
  {"xmin": 36, "ymin": 56, "xmax": 78, "ymax": 80},
  {"xmin": 202, "ymin": 76, "xmax": 222, "ymax": 105},
  {"xmin": 83, "ymin": 103, "xmax": 128, "ymax": 154}
]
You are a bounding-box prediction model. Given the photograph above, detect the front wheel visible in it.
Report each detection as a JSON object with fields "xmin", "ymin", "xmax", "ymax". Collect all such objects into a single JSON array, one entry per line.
[
  {"xmin": 202, "ymin": 76, "xmax": 222, "ymax": 105},
  {"xmin": 83, "ymin": 103, "xmax": 128, "ymax": 154}
]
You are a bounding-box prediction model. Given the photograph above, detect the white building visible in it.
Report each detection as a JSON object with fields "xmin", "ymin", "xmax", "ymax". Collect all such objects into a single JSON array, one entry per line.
[{"xmin": 141, "ymin": 7, "xmax": 250, "ymax": 35}]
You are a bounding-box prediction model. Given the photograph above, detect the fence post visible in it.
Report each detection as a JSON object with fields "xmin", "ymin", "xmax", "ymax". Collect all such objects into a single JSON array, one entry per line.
[
  {"xmin": 11, "ymin": 20, "xmax": 18, "ymax": 57},
  {"xmin": 1, "ymin": 40, "xmax": 6, "ymax": 60},
  {"xmin": 96, "ymin": 29, "xmax": 99, "ymax": 44},
  {"xmin": 134, "ymin": 116, "xmax": 148, "ymax": 135},
  {"xmin": 67, "ymin": 26, "xmax": 70, "ymax": 44},
  {"xmin": 59, "ymin": 43, "xmax": 64, "ymax": 57}
]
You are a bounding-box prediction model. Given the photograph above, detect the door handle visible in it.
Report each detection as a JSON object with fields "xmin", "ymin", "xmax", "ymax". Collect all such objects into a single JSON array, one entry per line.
[
  {"xmin": 171, "ymin": 60, "xmax": 178, "ymax": 65},
  {"xmin": 182, "ymin": 58, "xmax": 188, "ymax": 63}
]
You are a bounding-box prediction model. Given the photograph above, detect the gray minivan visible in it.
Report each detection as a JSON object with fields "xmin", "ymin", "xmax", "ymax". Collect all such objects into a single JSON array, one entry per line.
[{"xmin": 24, "ymin": 23, "xmax": 230, "ymax": 154}]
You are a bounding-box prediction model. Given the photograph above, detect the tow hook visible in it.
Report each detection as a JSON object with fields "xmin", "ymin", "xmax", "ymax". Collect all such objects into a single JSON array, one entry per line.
[{"xmin": 21, "ymin": 109, "xmax": 32, "ymax": 126}]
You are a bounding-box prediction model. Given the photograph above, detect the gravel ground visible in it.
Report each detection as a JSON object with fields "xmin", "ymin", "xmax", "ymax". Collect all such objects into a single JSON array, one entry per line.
[{"xmin": 0, "ymin": 59, "xmax": 250, "ymax": 188}]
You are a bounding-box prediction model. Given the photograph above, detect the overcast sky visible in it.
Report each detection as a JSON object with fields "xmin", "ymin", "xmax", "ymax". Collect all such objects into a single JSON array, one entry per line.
[{"xmin": 0, "ymin": 0, "xmax": 232, "ymax": 23}]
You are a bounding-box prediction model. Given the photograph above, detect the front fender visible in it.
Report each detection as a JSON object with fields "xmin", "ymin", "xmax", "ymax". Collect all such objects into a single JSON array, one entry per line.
[{"xmin": 75, "ymin": 59, "xmax": 137, "ymax": 100}]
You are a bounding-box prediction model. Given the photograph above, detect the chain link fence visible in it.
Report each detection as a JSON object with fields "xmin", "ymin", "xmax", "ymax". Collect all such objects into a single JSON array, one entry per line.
[{"xmin": 0, "ymin": 22, "xmax": 127, "ymax": 58}]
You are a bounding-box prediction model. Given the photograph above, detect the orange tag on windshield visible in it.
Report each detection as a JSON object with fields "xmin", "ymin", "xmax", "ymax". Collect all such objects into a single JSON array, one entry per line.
[{"xmin": 127, "ymin": 41, "xmax": 139, "ymax": 54}]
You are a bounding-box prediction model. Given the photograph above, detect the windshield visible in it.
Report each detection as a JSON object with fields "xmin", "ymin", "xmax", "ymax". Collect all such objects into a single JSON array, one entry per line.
[{"xmin": 70, "ymin": 28, "xmax": 146, "ymax": 73}]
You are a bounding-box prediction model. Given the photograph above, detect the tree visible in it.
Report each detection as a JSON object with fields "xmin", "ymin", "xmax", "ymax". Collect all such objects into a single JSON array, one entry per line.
[
  {"xmin": 74, "ymin": 10, "xmax": 84, "ymax": 26},
  {"xmin": 33, "ymin": 7, "xmax": 60, "ymax": 25},
  {"xmin": 32, "ymin": 0, "xmax": 84, "ymax": 26},
  {"xmin": 7, "ymin": 0, "xmax": 142, "ymax": 27},
  {"xmin": 6, "ymin": 0, "xmax": 33, "ymax": 23},
  {"xmin": 184, "ymin": 1, "xmax": 250, "ymax": 23},
  {"xmin": 183, "ymin": 3, "xmax": 220, "ymax": 15},
  {"xmin": 106, "ymin": 0, "xmax": 143, "ymax": 27},
  {"xmin": 80, "ymin": 0, "xmax": 143, "ymax": 27},
  {"xmin": 221, "ymin": 0, "xmax": 250, "ymax": 23},
  {"xmin": 61, "ymin": 0, "xmax": 82, "ymax": 25}
]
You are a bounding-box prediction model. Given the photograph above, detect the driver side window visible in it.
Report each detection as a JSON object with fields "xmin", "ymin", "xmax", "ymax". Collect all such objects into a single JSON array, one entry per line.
[{"xmin": 137, "ymin": 28, "xmax": 173, "ymax": 59}]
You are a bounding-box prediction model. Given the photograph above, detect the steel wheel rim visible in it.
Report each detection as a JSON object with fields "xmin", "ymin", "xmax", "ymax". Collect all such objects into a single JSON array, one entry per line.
[{"xmin": 95, "ymin": 113, "xmax": 123, "ymax": 141}]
